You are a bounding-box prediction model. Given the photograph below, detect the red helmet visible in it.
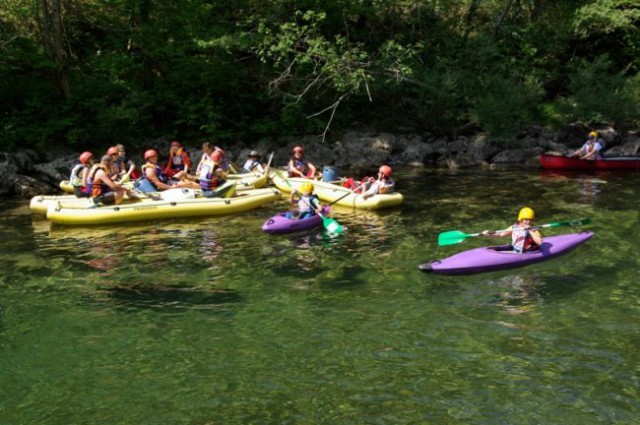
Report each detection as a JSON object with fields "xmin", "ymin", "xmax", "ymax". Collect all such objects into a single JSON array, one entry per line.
[
  {"xmin": 144, "ymin": 149, "xmax": 158, "ymax": 160},
  {"xmin": 170, "ymin": 141, "xmax": 182, "ymax": 148},
  {"xmin": 379, "ymin": 165, "xmax": 392, "ymax": 177},
  {"xmin": 210, "ymin": 150, "xmax": 224, "ymax": 162},
  {"xmin": 293, "ymin": 145, "xmax": 304, "ymax": 154},
  {"xmin": 107, "ymin": 146, "xmax": 119, "ymax": 156},
  {"xmin": 79, "ymin": 151, "xmax": 93, "ymax": 165}
]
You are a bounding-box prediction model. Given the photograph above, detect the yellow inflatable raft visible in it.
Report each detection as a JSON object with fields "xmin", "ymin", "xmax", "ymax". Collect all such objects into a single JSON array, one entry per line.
[
  {"xmin": 58, "ymin": 170, "xmax": 267, "ymax": 195},
  {"xmin": 270, "ymin": 171, "xmax": 403, "ymax": 210},
  {"xmin": 45, "ymin": 187, "xmax": 281, "ymax": 226}
]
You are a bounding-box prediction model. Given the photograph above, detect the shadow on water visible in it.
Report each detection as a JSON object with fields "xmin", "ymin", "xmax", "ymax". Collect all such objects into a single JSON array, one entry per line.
[
  {"xmin": 94, "ymin": 284, "xmax": 244, "ymax": 312},
  {"xmin": 422, "ymin": 262, "xmax": 613, "ymax": 315}
]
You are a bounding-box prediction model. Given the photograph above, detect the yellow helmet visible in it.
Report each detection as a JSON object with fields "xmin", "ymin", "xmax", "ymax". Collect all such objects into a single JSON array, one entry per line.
[
  {"xmin": 518, "ymin": 207, "xmax": 535, "ymax": 221},
  {"xmin": 589, "ymin": 131, "xmax": 598, "ymax": 139},
  {"xmin": 300, "ymin": 182, "xmax": 314, "ymax": 194}
]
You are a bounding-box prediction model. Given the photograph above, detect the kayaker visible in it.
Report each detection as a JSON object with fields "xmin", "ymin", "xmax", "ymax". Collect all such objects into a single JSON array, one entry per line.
[
  {"xmin": 288, "ymin": 145, "xmax": 318, "ymax": 179},
  {"xmin": 241, "ymin": 151, "xmax": 265, "ymax": 174},
  {"xmin": 164, "ymin": 141, "xmax": 193, "ymax": 179},
  {"xmin": 69, "ymin": 151, "xmax": 94, "ymax": 198},
  {"xmin": 140, "ymin": 149, "xmax": 200, "ymax": 191},
  {"xmin": 286, "ymin": 181, "xmax": 322, "ymax": 219},
  {"xmin": 482, "ymin": 207, "xmax": 542, "ymax": 253},
  {"xmin": 569, "ymin": 131, "xmax": 604, "ymax": 160},
  {"xmin": 199, "ymin": 150, "xmax": 228, "ymax": 197},
  {"xmin": 116, "ymin": 144, "xmax": 137, "ymax": 180},
  {"xmin": 89, "ymin": 155, "xmax": 132, "ymax": 206}
]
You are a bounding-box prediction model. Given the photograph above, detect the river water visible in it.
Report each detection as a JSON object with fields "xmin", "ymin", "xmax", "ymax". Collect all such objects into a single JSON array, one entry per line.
[{"xmin": 1, "ymin": 169, "xmax": 638, "ymax": 424}]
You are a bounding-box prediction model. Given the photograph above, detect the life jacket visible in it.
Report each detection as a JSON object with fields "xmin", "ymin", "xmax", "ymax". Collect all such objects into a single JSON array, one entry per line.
[
  {"xmin": 198, "ymin": 159, "xmax": 226, "ymax": 191},
  {"xmin": 141, "ymin": 161, "xmax": 169, "ymax": 189},
  {"xmin": 242, "ymin": 159, "xmax": 261, "ymax": 173},
  {"xmin": 289, "ymin": 158, "xmax": 309, "ymax": 175},
  {"xmin": 298, "ymin": 194, "xmax": 320, "ymax": 214},
  {"xmin": 377, "ymin": 177, "xmax": 395, "ymax": 194},
  {"xmin": 89, "ymin": 165, "xmax": 111, "ymax": 198},
  {"xmin": 70, "ymin": 163, "xmax": 87, "ymax": 188},
  {"xmin": 165, "ymin": 148, "xmax": 191, "ymax": 176},
  {"xmin": 511, "ymin": 224, "xmax": 539, "ymax": 253}
]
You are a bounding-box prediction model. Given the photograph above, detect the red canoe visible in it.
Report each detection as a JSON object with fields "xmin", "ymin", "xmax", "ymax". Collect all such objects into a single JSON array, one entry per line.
[{"xmin": 540, "ymin": 154, "xmax": 640, "ymax": 171}]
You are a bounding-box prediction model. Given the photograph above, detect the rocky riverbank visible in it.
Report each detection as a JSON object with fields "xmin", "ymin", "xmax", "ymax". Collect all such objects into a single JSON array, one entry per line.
[{"xmin": 2, "ymin": 124, "xmax": 639, "ymax": 198}]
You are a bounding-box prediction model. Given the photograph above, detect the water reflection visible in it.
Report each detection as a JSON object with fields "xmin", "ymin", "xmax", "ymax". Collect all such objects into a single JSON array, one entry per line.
[
  {"xmin": 98, "ymin": 284, "xmax": 243, "ymax": 311},
  {"xmin": 538, "ymin": 171, "xmax": 606, "ymax": 205}
]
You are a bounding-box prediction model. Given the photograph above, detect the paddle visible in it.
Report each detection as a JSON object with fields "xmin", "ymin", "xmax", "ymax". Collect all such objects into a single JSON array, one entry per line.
[
  {"xmin": 437, "ymin": 218, "xmax": 592, "ymax": 246},
  {"xmin": 277, "ymin": 171, "xmax": 344, "ymax": 234}
]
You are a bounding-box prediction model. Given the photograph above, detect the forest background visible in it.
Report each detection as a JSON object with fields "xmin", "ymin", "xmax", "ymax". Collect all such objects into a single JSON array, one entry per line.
[{"xmin": 1, "ymin": 0, "xmax": 639, "ymax": 152}]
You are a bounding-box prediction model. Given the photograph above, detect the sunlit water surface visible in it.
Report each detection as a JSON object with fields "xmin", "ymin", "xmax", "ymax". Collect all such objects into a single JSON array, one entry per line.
[{"xmin": 1, "ymin": 169, "xmax": 639, "ymax": 424}]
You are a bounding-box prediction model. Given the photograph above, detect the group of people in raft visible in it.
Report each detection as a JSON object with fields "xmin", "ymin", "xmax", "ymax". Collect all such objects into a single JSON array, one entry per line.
[
  {"xmin": 68, "ymin": 130, "xmax": 603, "ymax": 251},
  {"xmin": 67, "ymin": 142, "xmax": 395, "ymax": 217}
]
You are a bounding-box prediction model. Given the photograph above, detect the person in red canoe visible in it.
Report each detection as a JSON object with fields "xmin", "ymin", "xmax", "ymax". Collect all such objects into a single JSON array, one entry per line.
[
  {"xmin": 343, "ymin": 165, "xmax": 395, "ymax": 199},
  {"xmin": 569, "ymin": 131, "xmax": 604, "ymax": 160},
  {"xmin": 481, "ymin": 207, "xmax": 543, "ymax": 253},
  {"xmin": 164, "ymin": 141, "xmax": 193, "ymax": 179},
  {"xmin": 287, "ymin": 145, "xmax": 318, "ymax": 179}
]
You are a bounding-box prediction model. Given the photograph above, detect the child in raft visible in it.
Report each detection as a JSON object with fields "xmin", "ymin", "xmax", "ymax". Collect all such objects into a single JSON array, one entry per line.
[
  {"xmin": 285, "ymin": 181, "xmax": 322, "ymax": 220},
  {"xmin": 287, "ymin": 145, "xmax": 318, "ymax": 179},
  {"xmin": 481, "ymin": 207, "xmax": 542, "ymax": 253},
  {"xmin": 342, "ymin": 165, "xmax": 395, "ymax": 199}
]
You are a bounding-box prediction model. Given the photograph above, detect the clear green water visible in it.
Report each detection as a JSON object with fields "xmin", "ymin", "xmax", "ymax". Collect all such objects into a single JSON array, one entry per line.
[{"xmin": 1, "ymin": 169, "xmax": 639, "ymax": 424}]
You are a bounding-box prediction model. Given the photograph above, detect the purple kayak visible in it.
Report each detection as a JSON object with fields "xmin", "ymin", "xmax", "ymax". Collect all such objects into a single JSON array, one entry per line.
[
  {"xmin": 262, "ymin": 206, "xmax": 330, "ymax": 234},
  {"xmin": 419, "ymin": 231, "xmax": 594, "ymax": 275}
]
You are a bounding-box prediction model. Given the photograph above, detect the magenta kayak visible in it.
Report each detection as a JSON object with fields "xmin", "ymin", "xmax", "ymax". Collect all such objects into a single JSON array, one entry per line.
[
  {"xmin": 262, "ymin": 206, "xmax": 330, "ymax": 234},
  {"xmin": 419, "ymin": 231, "xmax": 594, "ymax": 275}
]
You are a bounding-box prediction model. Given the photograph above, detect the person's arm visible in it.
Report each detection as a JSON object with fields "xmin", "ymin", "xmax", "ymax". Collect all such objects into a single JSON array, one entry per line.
[
  {"xmin": 528, "ymin": 229, "xmax": 542, "ymax": 246},
  {"xmin": 361, "ymin": 179, "xmax": 381, "ymax": 199},
  {"xmin": 289, "ymin": 190, "xmax": 297, "ymax": 205},
  {"xmin": 184, "ymin": 152, "xmax": 192, "ymax": 172},
  {"xmin": 82, "ymin": 168, "xmax": 90, "ymax": 188},
  {"xmin": 288, "ymin": 160, "xmax": 303, "ymax": 177},
  {"xmin": 482, "ymin": 227, "xmax": 512, "ymax": 237},
  {"xmin": 146, "ymin": 167, "xmax": 172, "ymax": 190},
  {"xmin": 311, "ymin": 197, "xmax": 323, "ymax": 214},
  {"xmin": 308, "ymin": 161, "xmax": 317, "ymax": 176},
  {"xmin": 96, "ymin": 170, "xmax": 121, "ymax": 190},
  {"xmin": 215, "ymin": 168, "xmax": 227, "ymax": 180}
]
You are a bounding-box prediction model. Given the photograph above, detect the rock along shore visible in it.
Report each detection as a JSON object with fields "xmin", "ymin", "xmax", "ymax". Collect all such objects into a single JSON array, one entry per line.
[{"xmin": 2, "ymin": 124, "xmax": 638, "ymax": 198}]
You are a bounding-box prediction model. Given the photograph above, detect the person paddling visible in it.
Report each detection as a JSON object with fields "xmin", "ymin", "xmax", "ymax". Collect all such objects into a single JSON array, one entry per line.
[
  {"xmin": 569, "ymin": 131, "xmax": 604, "ymax": 160},
  {"xmin": 481, "ymin": 207, "xmax": 542, "ymax": 253},
  {"xmin": 286, "ymin": 181, "xmax": 322, "ymax": 219}
]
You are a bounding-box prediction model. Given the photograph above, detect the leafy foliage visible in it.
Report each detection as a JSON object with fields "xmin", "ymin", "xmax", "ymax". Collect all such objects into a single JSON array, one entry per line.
[{"xmin": 0, "ymin": 0, "xmax": 639, "ymax": 151}]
